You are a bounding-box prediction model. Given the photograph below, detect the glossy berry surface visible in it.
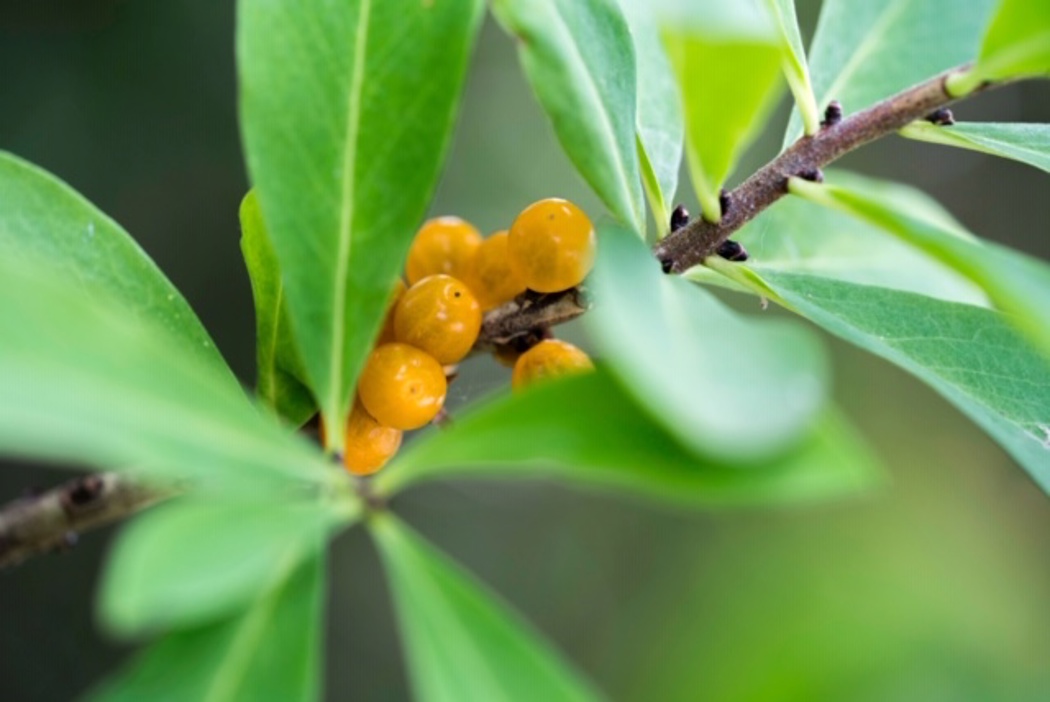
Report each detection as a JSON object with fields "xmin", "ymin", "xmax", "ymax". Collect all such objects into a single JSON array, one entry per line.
[
  {"xmin": 508, "ymin": 198, "xmax": 595, "ymax": 293},
  {"xmin": 358, "ymin": 343, "xmax": 447, "ymax": 430},
  {"xmin": 393, "ymin": 274, "xmax": 481, "ymax": 365},
  {"xmin": 466, "ymin": 230, "xmax": 526, "ymax": 311},
  {"xmin": 342, "ymin": 400, "xmax": 402, "ymax": 476},
  {"xmin": 405, "ymin": 216, "xmax": 482, "ymax": 285},
  {"xmin": 511, "ymin": 339, "xmax": 594, "ymax": 390}
]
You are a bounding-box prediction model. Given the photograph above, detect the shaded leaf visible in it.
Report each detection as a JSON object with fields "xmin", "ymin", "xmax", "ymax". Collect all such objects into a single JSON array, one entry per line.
[
  {"xmin": 371, "ymin": 514, "xmax": 605, "ymax": 702},
  {"xmin": 588, "ymin": 229, "xmax": 828, "ymax": 462},
  {"xmin": 379, "ymin": 370, "xmax": 879, "ymax": 506},
  {"xmin": 900, "ymin": 121, "xmax": 1050, "ymax": 174},
  {"xmin": 240, "ymin": 191, "xmax": 316, "ymax": 426},
  {"xmin": 238, "ymin": 0, "xmax": 484, "ymax": 443},
  {"xmin": 756, "ymin": 272, "xmax": 1050, "ymax": 493},
  {"xmin": 493, "ymin": 0, "xmax": 645, "ymax": 233},
  {"xmin": 784, "ymin": 0, "xmax": 999, "ymax": 144},
  {"xmin": 950, "ymin": 0, "xmax": 1050, "ymax": 94},
  {"xmin": 85, "ymin": 551, "xmax": 325, "ymax": 702},
  {"xmin": 765, "ymin": 0, "xmax": 820, "ymax": 135}
]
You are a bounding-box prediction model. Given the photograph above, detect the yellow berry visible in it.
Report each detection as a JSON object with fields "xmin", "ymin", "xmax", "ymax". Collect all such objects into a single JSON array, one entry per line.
[
  {"xmin": 508, "ymin": 198, "xmax": 595, "ymax": 293},
  {"xmin": 406, "ymin": 216, "xmax": 482, "ymax": 285},
  {"xmin": 512, "ymin": 339, "xmax": 594, "ymax": 390},
  {"xmin": 342, "ymin": 400, "xmax": 402, "ymax": 476},
  {"xmin": 376, "ymin": 278, "xmax": 407, "ymax": 346},
  {"xmin": 394, "ymin": 274, "xmax": 481, "ymax": 365},
  {"xmin": 466, "ymin": 230, "xmax": 526, "ymax": 310},
  {"xmin": 358, "ymin": 343, "xmax": 447, "ymax": 430}
]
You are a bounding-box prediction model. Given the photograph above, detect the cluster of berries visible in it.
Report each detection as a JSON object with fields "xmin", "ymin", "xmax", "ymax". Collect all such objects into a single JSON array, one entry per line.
[{"xmin": 330, "ymin": 198, "xmax": 597, "ymax": 477}]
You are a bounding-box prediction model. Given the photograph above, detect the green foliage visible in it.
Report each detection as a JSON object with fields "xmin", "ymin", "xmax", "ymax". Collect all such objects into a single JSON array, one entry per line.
[
  {"xmin": 764, "ymin": 0, "xmax": 820, "ymax": 135},
  {"xmin": 239, "ymin": 190, "xmax": 317, "ymax": 426},
  {"xmin": 900, "ymin": 122, "xmax": 1050, "ymax": 174},
  {"xmin": 589, "ymin": 231, "xmax": 828, "ymax": 462},
  {"xmin": 371, "ymin": 514, "xmax": 603, "ymax": 702},
  {"xmin": 237, "ymin": 0, "xmax": 484, "ymax": 443},
  {"xmin": 492, "ymin": 0, "xmax": 645, "ymax": 234},
  {"xmin": 86, "ymin": 552, "xmax": 325, "ymax": 702},
  {"xmin": 950, "ymin": 0, "xmax": 1050, "ymax": 94}
]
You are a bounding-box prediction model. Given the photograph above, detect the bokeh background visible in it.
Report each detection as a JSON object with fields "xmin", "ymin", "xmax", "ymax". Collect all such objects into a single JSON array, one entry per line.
[{"xmin": 2, "ymin": 1, "xmax": 1050, "ymax": 700}]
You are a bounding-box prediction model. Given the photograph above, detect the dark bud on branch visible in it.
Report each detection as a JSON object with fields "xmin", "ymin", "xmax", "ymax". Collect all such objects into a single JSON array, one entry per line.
[
  {"xmin": 659, "ymin": 258, "xmax": 674, "ymax": 274},
  {"xmin": 821, "ymin": 100, "xmax": 843, "ymax": 128},
  {"xmin": 925, "ymin": 107, "xmax": 955, "ymax": 126},
  {"xmin": 719, "ymin": 189, "xmax": 731, "ymax": 216},
  {"xmin": 716, "ymin": 240, "xmax": 749, "ymax": 262},
  {"xmin": 669, "ymin": 204, "xmax": 690, "ymax": 233},
  {"xmin": 796, "ymin": 167, "xmax": 825, "ymax": 183}
]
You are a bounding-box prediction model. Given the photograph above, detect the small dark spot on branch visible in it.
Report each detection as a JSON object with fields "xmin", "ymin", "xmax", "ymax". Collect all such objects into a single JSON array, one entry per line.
[
  {"xmin": 719, "ymin": 189, "xmax": 731, "ymax": 216},
  {"xmin": 64, "ymin": 475, "xmax": 104, "ymax": 510},
  {"xmin": 797, "ymin": 167, "xmax": 824, "ymax": 183},
  {"xmin": 925, "ymin": 107, "xmax": 955, "ymax": 126},
  {"xmin": 660, "ymin": 258, "xmax": 674, "ymax": 274},
  {"xmin": 716, "ymin": 240, "xmax": 749, "ymax": 262},
  {"xmin": 821, "ymin": 100, "xmax": 843, "ymax": 128},
  {"xmin": 670, "ymin": 204, "xmax": 689, "ymax": 233}
]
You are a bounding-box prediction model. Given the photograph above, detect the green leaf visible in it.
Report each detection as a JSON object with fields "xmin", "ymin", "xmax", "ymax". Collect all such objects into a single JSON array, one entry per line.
[
  {"xmin": 0, "ymin": 257, "xmax": 334, "ymax": 493},
  {"xmin": 756, "ymin": 272, "xmax": 1050, "ymax": 493},
  {"xmin": 784, "ymin": 0, "xmax": 999, "ymax": 144},
  {"xmin": 378, "ymin": 370, "xmax": 879, "ymax": 507},
  {"xmin": 0, "ymin": 151, "xmax": 229, "ymax": 376},
  {"xmin": 790, "ymin": 176, "xmax": 1050, "ymax": 357},
  {"xmin": 688, "ymin": 169, "xmax": 989, "ymax": 307},
  {"xmin": 950, "ymin": 0, "xmax": 1050, "ymax": 94},
  {"xmin": 765, "ymin": 0, "xmax": 820, "ymax": 136},
  {"xmin": 371, "ymin": 514, "xmax": 603, "ymax": 702},
  {"xmin": 900, "ymin": 121, "xmax": 1050, "ymax": 174},
  {"xmin": 492, "ymin": 0, "xmax": 645, "ymax": 234},
  {"xmin": 238, "ymin": 0, "xmax": 485, "ymax": 444},
  {"xmin": 240, "ymin": 191, "xmax": 316, "ymax": 426},
  {"xmin": 619, "ymin": 0, "xmax": 683, "ymax": 234},
  {"xmin": 85, "ymin": 551, "xmax": 325, "ymax": 702},
  {"xmin": 663, "ymin": 2, "xmax": 783, "ymax": 221},
  {"xmin": 99, "ymin": 498, "xmax": 349, "ymax": 637},
  {"xmin": 587, "ymin": 229, "xmax": 828, "ymax": 462}
]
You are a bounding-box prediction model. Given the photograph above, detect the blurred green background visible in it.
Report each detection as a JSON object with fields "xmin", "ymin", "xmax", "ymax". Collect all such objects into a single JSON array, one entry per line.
[{"xmin": 2, "ymin": 1, "xmax": 1050, "ymax": 700}]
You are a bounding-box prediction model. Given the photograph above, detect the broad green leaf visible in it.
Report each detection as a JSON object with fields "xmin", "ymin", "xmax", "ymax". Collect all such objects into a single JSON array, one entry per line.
[
  {"xmin": 765, "ymin": 0, "xmax": 820, "ymax": 135},
  {"xmin": 950, "ymin": 0, "xmax": 1050, "ymax": 94},
  {"xmin": 663, "ymin": 2, "xmax": 783, "ymax": 221},
  {"xmin": 371, "ymin": 514, "xmax": 604, "ymax": 702},
  {"xmin": 755, "ymin": 272, "xmax": 1050, "ymax": 493},
  {"xmin": 619, "ymin": 0, "xmax": 683, "ymax": 234},
  {"xmin": 900, "ymin": 121, "xmax": 1050, "ymax": 174},
  {"xmin": 0, "ymin": 151, "xmax": 228, "ymax": 376},
  {"xmin": 238, "ymin": 0, "xmax": 484, "ymax": 445},
  {"xmin": 588, "ymin": 229, "xmax": 828, "ymax": 462},
  {"xmin": 240, "ymin": 191, "xmax": 316, "ymax": 426},
  {"xmin": 784, "ymin": 0, "xmax": 999, "ymax": 145},
  {"xmin": 492, "ymin": 0, "xmax": 645, "ymax": 234},
  {"xmin": 790, "ymin": 176, "xmax": 1050, "ymax": 357},
  {"xmin": 378, "ymin": 370, "xmax": 879, "ymax": 506},
  {"xmin": 0, "ymin": 257, "xmax": 334, "ymax": 493},
  {"xmin": 99, "ymin": 498, "xmax": 350, "ymax": 637},
  {"xmin": 687, "ymin": 169, "xmax": 989, "ymax": 307},
  {"xmin": 85, "ymin": 551, "xmax": 325, "ymax": 702}
]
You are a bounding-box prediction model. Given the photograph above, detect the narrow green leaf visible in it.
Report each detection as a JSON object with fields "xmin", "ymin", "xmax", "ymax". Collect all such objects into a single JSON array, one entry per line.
[
  {"xmin": 951, "ymin": 0, "xmax": 1050, "ymax": 94},
  {"xmin": 688, "ymin": 169, "xmax": 989, "ymax": 307},
  {"xmin": 0, "ymin": 151, "xmax": 228, "ymax": 375},
  {"xmin": 765, "ymin": 0, "xmax": 820, "ymax": 136},
  {"xmin": 238, "ymin": 0, "xmax": 485, "ymax": 444},
  {"xmin": 85, "ymin": 551, "xmax": 325, "ymax": 702},
  {"xmin": 371, "ymin": 514, "xmax": 603, "ymax": 702},
  {"xmin": 492, "ymin": 0, "xmax": 644, "ymax": 234},
  {"xmin": 99, "ymin": 498, "xmax": 350, "ymax": 637},
  {"xmin": 379, "ymin": 370, "xmax": 879, "ymax": 506},
  {"xmin": 756, "ymin": 272, "xmax": 1050, "ymax": 493},
  {"xmin": 240, "ymin": 191, "xmax": 316, "ymax": 426},
  {"xmin": 663, "ymin": 3, "xmax": 783, "ymax": 220},
  {"xmin": 784, "ymin": 0, "xmax": 999, "ymax": 145},
  {"xmin": 790, "ymin": 176, "xmax": 1050, "ymax": 357},
  {"xmin": 0, "ymin": 257, "xmax": 334, "ymax": 492},
  {"xmin": 588, "ymin": 229, "xmax": 828, "ymax": 462},
  {"xmin": 900, "ymin": 121, "xmax": 1050, "ymax": 174},
  {"xmin": 619, "ymin": 0, "xmax": 683, "ymax": 233}
]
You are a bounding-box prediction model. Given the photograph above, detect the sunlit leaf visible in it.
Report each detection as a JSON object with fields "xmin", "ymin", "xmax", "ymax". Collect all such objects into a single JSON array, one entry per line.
[
  {"xmin": 765, "ymin": 0, "xmax": 820, "ymax": 135},
  {"xmin": 900, "ymin": 121, "xmax": 1050, "ymax": 174},
  {"xmin": 238, "ymin": 0, "xmax": 484, "ymax": 444},
  {"xmin": 950, "ymin": 0, "xmax": 1050, "ymax": 94},
  {"xmin": 492, "ymin": 0, "xmax": 645, "ymax": 234}
]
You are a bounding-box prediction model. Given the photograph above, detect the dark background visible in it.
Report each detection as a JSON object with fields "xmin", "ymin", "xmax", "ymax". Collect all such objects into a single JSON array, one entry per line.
[{"xmin": 1, "ymin": 1, "xmax": 1050, "ymax": 700}]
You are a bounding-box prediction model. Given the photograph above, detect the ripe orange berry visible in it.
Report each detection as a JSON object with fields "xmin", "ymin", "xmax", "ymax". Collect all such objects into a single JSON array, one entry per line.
[
  {"xmin": 376, "ymin": 278, "xmax": 407, "ymax": 345},
  {"xmin": 511, "ymin": 339, "xmax": 594, "ymax": 390},
  {"xmin": 358, "ymin": 343, "xmax": 447, "ymax": 430},
  {"xmin": 508, "ymin": 198, "xmax": 595, "ymax": 293},
  {"xmin": 393, "ymin": 274, "xmax": 481, "ymax": 365},
  {"xmin": 342, "ymin": 400, "xmax": 402, "ymax": 476},
  {"xmin": 405, "ymin": 216, "xmax": 482, "ymax": 285},
  {"xmin": 466, "ymin": 230, "xmax": 526, "ymax": 311}
]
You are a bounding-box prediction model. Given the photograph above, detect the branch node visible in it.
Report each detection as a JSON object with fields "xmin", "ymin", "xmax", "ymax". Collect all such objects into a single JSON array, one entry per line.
[
  {"xmin": 659, "ymin": 258, "xmax": 674, "ymax": 274},
  {"xmin": 669, "ymin": 204, "xmax": 689, "ymax": 233},
  {"xmin": 925, "ymin": 107, "xmax": 955, "ymax": 126},
  {"xmin": 718, "ymin": 189, "xmax": 731, "ymax": 216},
  {"xmin": 797, "ymin": 167, "xmax": 825, "ymax": 183},
  {"xmin": 821, "ymin": 100, "xmax": 843, "ymax": 128},
  {"xmin": 64, "ymin": 474, "xmax": 105, "ymax": 510},
  {"xmin": 716, "ymin": 240, "xmax": 749, "ymax": 262}
]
